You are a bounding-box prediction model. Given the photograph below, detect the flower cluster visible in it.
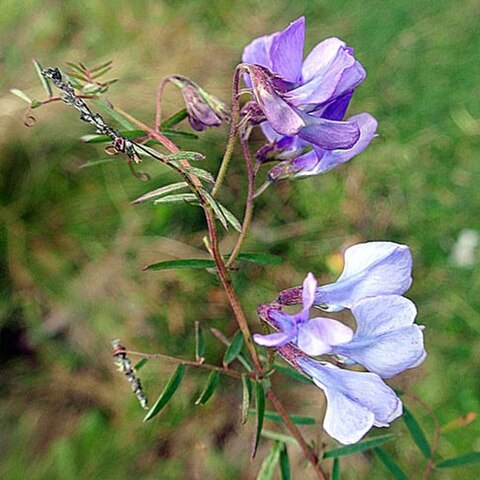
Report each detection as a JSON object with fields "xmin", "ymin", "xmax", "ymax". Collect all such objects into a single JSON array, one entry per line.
[
  {"xmin": 255, "ymin": 242, "xmax": 426, "ymax": 444},
  {"xmin": 241, "ymin": 17, "xmax": 377, "ymax": 181}
]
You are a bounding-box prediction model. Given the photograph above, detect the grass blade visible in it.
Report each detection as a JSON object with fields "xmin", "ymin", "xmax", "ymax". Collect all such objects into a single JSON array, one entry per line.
[
  {"xmin": 241, "ymin": 374, "xmax": 252, "ymax": 425},
  {"xmin": 324, "ymin": 434, "xmax": 396, "ymax": 459},
  {"xmin": 235, "ymin": 253, "xmax": 283, "ymax": 266},
  {"xmin": 195, "ymin": 371, "xmax": 220, "ymax": 405},
  {"xmin": 249, "ymin": 409, "xmax": 316, "ymax": 425},
  {"xmin": 195, "ymin": 321, "xmax": 205, "ymax": 363},
  {"xmin": 252, "ymin": 381, "xmax": 266, "ymax": 457},
  {"xmin": 261, "ymin": 430, "xmax": 297, "ymax": 446},
  {"xmin": 131, "ymin": 182, "xmax": 189, "ymax": 205},
  {"xmin": 223, "ymin": 330, "xmax": 244, "ymax": 367},
  {"xmin": 143, "ymin": 364, "xmax": 185, "ymax": 421},
  {"xmin": 91, "ymin": 99, "xmax": 135, "ymax": 129},
  {"xmin": 374, "ymin": 447, "xmax": 409, "ymax": 480},
  {"xmin": 218, "ymin": 204, "xmax": 242, "ymax": 232},
  {"xmin": 279, "ymin": 444, "xmax": 291, "ymax": 480},
  {"xmin": 256, "ymin": 441, "xmax": 282, "ymax": 480},
  {"xmin": 32, "ymin": 59, "xmax": 53, "ymax": 97},
  {"xmin": 160, "ymin": 109, "xmax": 189, "ymax": 129},
  {"xmin": 143, "ymin": 259, "xmax": 216, "ymax": 271},
  {"xmin": 331, "ymin": 458, "xmax": 340, "ymax": 480},
  {"xmin": 134, "ymin": 358, "xmax": 149, "ymax": 371},
  {"xmin": 153, "ymin": 193, "xmax": 198, "ymax": 205},
  {"xmin": 403, "ymin": 406, "xmax": 431, "ymax": 459},
  {"xmin": 10, "ymin": 89, "xmax": 32, "ymax": 104},
  {"xmin": 436, "ymin": 452, "xmax": 480, "ymax": 468}
]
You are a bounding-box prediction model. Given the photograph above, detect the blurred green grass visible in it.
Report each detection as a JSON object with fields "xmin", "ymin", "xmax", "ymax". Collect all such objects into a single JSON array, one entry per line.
[{"xmin": 1, "ymin": 0, "xmax": 479, "ymax": 478}]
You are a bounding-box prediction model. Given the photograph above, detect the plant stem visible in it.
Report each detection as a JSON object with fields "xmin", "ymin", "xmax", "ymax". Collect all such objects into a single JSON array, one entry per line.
[
  {"xmin": 204, "ymin": 208, "xmax": 264, "ymax": 373},
  {"xmin": 126, "ymin": 350, "xmax": 242, "ymax": 379},
  {"xmin": 154, "ymin": 77, "xmax": 170, "ymax": 131},
  {"xmin": 211, "ymin": 67, "xmax": 241, "ymax": 197},
  {"xmin": 114, "ymin": 106, "xmax": 181, "ymax": 155},
  {"xmin": 267, "ymin": 389, "xmax": 327, "ymax": 480},
  {"xmin": 225, "ymin": 136, "xmax": 255, "ymax": 268}
]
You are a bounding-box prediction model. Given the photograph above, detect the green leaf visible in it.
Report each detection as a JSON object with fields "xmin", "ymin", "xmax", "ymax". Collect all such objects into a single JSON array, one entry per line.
[
  {"xmin": 241, "ymin": 374, "xmax": 252, "ymax": 425},
  {"xmin": 166, "ymin": 151, "xmax": 205, "ymax": 163},
  {"xmin": 252, "ymin": 381, "xmax": 266, "ymax": 457},
  {"xmin": 10, "ymin": 89, "xmax": 32, "ymax": 104},
  {"xmin": 32, "ymin": 59, "xmax": 53, "ymax": 97},
  {"xmin": 91, "ymin": 64, "xmax": 113, "ymax": 79},
  {"xmin": 274, "ymin": 364, "xmax": 313, "ymax": 384},
  {"xmin": 235, "ymin": 253, "xmax": 283, "ymax": 266},
  {"xmin": 324, "ymin": 434, "xmax": 397, "ymax": 459},
  {"xmin": 78, "ymin": 157, "xmax": 119, "ymax": 169},
  {"xmin": 134, "ymin": 358, "xmax": 149, "ymax": 371},
  {"xmin": 183, "ymin": 167, "xmax": 214, "ymax": 185},
  {"xmin": 90, "ymin": 60, "xmax": 113, "ymax": 73},
  {"xmin": 162, "ymin": 129, "xmax": 199, "ymax": 140},
  {"xmin": 153, "ymin": 193, "xmax": 198, "ymax": 205},
  {"xmin": 436, "ymin": 452, "xmax": 480, "ymax": 468},
  {"xmin": 81, "ymin": 129, "xmax": 146, "ymax": 143},
  {"xmin": 160, "ymin": 108, "xmax": 189, "ymax": 129},
  {"xmin": 403, "ymin": 406, "xmax": 431, "ymax": 459},
  {"xmin": 218, "ymin": 204, "xmax": 242, "ymax": 232},
  {"xmin": 374, "ymin": 447, "xmax": 409, "ymax": 480},
  {"xmin": 249, "ymin": 409, "xmax": 316, "ymax": 426},
  {"xmin": 91, "ymin": 99, "xmax": 136, "ymax": 129},
  {"xmin": 195, "ymin": 321, "xmax": 205, "ymax": 363},
  {"xmin": 256, "ymin": 441, "xmax": 282, "ymax": 480},
  {"xmin": 331, "ymin": 458, "xmax": 340, "ymax": 480},
  {"xmin": 143, "ymin": 364, "xmax": 185, "ymax": 421},
  {"xmin": 195, "ymin": 371, "xmax": 220, "ymax": 405},
  {"xmin": 143, "ymin": 259, "xmax": 216, "ymax": 271},
  {"xmin": 202, "ymin": 190, "xmax": 229, "ymax": 230},
  {"xmin": 279, "ymin": 444, "xmax": 291, "ymax": 480},
  {"xmin": 261, "ymin": 430, "xmax": 297, "ymax": 446},
  {"xmin": 223, "ymin": 331, "xmax": 244, "ymax": 367},
  {"xmin": 131, "ymin": 182, "xmax": 189, "ymax": 205}
]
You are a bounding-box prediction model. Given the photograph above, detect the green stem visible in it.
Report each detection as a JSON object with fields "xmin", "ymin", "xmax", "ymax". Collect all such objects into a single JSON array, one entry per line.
[
  {"xmin": 225, "ymin": 136, "xmax": 255, "ymax": 268},
  {"xmin": 211, "ymin": 67, "xmax": 242, "ymax": 197}
]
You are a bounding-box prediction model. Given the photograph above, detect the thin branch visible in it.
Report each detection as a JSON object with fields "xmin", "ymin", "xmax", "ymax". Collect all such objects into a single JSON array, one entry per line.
[
  {"xmin": 126, "ymin": 350, "xmax": 243, "ymax": 379},
  {"xmin": 211, "ymin": 66, "xmax": 242, "ymax": 197},
  {"xmin": 267, "ymin": 389, "xmax": 327, "ymax": 480},
  {"xmin": 154, "ymin": 77, "xmax": 170, "ymax": 131},
  {"xmin": 225, "ymin": 135, "xmax": 255, "ymax": 268}
]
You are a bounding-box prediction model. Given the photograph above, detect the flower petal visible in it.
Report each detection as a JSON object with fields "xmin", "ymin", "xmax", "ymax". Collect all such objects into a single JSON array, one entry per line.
[
  {"xmin": 334, "ymin": 324, "xmax": 426, "ymax": 378},
  {"xmin": 316, "ymin": 241, "xmax": 413, "ymax": 309},
  {"xmin": 352, "ymin": 295, "xmax": 418, "ymax": 337},
  {"xmin": 242, "ymin": 35, "xmax": 274, "ymax": 72},
  {"xmin": 289, "ymin": 38, "xmax": 360, "ymax": 106},
  {"xmin": 298, "ymin": 116, "xmax": 360, "ymax": 150},
  {"xmin": 297, "ymin": 317, "xmax": 354, "ymax": 356},
  {"xmin": 247, "ymin": 65, "xmax": 305, "ymax": 136},
  {"xmin": 269, "ymin": 17, "xmax": 305, "ymax": 84},
  {"xmin": 297, "ymin": 113, "xmax": 377, "ymax": 176},
  {"xmin": 297, "ymin": 358, "xmax": 402, "ymax": 444},
  {"xmin": 253, "ymin": 331, "xmax": 292, "ymax": 347},
  {"xmin": 302, "ymin": 272, "xmax": 317, "ymax": 308}
]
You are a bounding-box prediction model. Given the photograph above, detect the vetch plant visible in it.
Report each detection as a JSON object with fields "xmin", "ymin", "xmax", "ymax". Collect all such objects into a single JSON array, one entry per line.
[{"xmin": 13, "ymin": 17, "xmax": 480, "ymax": 480}]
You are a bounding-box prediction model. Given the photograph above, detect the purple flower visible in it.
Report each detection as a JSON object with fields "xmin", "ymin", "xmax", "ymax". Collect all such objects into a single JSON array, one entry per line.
[
  {"xmin": 253, "ymin": 273, "xmax": 353, "ymax": 349},
  {"xmin": 278, "ymin": 242, "xmax": 412, "ymax": 311},
  {"xmin": 296, "ymin": 295, "xmax": 426, "ymax": 378},
  {"xmin": 296, "ymin": 356, "xmax": 402, "ymax": 444},
  {"xmin": 168, "ymin": 76, "xmax": 230, "ymax": 131},
  {"xmin": 242, "ymin": 17, "xmax": 377, "ymax": 179}
]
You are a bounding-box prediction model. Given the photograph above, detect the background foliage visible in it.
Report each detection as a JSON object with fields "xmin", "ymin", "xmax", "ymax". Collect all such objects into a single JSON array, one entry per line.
[{"xmin": 1, "ymin": 0, "xmax": 479, "ymax": 478}]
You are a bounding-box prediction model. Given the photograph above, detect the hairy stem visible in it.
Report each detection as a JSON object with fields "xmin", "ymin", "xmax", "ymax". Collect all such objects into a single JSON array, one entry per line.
[
  {"xmin": 211, "ymin": 67, "xmax": 241, "ymax": 197},
  {"xmin": 225, "ymin": 136, "xmax": 255, "ymax": 268},
  {"xmin": 154, "ymin": 77, "xmax": 170, "ymax": 131},
  {"xmin": 126, "ymin": 350, "xmax": 242, "ymax": 379}
]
